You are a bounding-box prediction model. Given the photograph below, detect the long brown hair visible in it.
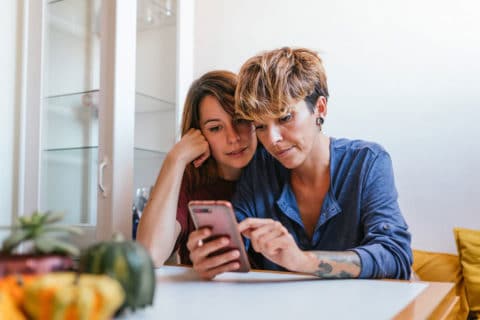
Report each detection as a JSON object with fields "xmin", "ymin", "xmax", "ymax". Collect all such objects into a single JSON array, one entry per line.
[{"xmin": 181, "ymin": 70, "xmax": 238, "ymax": 188}]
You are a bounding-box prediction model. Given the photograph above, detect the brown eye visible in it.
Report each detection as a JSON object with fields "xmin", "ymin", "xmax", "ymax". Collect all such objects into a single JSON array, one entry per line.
[
  {"xmin": 254, "ymin": 124, "xmax": 266, "ymax": 131},
  {"xmin": 208, "ymin": 126, "xmax": 222, "ymax": 132},
  {"xmin": 279, "ymin": 113, "xmax": 292, "ymax": 123}
]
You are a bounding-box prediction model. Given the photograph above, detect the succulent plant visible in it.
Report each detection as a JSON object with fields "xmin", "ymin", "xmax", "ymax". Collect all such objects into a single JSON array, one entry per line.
[{"xmin": 1, "ymin": 211, "xmax": 81, "ymax": 256}]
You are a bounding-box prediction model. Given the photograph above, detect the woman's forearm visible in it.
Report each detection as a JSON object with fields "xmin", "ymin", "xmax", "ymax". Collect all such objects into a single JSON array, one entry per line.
[
  {"xmin": 136, "ymin": 152, "xmax": 187, "ymax": 267},
  {"xmin": 301, "ymin": 251, "xmax": 361, "ymax": 278}
]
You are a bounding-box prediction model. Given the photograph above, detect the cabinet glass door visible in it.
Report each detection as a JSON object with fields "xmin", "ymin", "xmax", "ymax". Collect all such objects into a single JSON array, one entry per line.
[
  {"xmin": 132, "ymin": 0, "xmax": 177, "ymax": 238},
  {"xmin": 40, "ymin": 0, "xmax": 178, "ymax": 241},
  {"xmin": 40, "ymin": 0, "xmax": 100, "ymax": 229},
  {"xmin": 21, "ymin": 0, "xmax": 191, "ymax": 245}
]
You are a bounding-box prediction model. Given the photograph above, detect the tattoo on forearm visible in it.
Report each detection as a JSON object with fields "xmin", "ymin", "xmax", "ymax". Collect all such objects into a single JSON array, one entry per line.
[
  {"xmin": 317, "ymin": 261, "xmax": 333, "ymax": 274},
  {"xmin": 312, "ymin": 251, "xmax": 361, "ymax": 279}
]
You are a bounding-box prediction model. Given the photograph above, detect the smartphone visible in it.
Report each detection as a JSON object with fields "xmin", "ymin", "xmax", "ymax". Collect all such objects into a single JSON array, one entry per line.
[{"xmin": 188, "ymin": 200, "xmax": 250, "ymax": 272}]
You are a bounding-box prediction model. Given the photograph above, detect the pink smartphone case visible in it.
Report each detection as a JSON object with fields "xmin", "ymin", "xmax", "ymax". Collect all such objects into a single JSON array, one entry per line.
[{"xmin": 188, "ymin": 200, "xmax": 251, "ymax": 272}]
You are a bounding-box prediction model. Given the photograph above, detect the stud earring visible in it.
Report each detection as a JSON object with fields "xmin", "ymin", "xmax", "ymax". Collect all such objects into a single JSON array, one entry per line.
[{"xmin": 315, "ymin": 117, "xmax": 324, "ymax": 126}]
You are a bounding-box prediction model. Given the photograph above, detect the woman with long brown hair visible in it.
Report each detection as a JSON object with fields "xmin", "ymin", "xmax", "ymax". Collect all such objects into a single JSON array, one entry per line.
[{"xmin": 137, "ymin": 71, "xmax": 257, "ymax": 277}]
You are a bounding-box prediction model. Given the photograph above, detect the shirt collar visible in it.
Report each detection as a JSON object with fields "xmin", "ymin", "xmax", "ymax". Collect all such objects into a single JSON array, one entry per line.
[{"xmin": 275, "ymin": 177, "xmax": 342, "ymax": 231}]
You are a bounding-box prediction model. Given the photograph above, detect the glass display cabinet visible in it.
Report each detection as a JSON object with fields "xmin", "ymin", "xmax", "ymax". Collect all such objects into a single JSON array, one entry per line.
[{"xmin": 19, "ymin": 0, "xmax": 193, "ymax": 247}]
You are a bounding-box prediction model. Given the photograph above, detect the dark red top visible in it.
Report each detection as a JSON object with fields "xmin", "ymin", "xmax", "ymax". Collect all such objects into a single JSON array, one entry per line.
[{"xmin": 174, "ymin": 177, "xmax": 236, "ymax": 264}]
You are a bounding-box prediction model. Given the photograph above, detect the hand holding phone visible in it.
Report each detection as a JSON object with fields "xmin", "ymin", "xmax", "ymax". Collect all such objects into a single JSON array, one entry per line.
[{"xmin": 188, "ymin": 201, "xmax": 250, "ymax": 274}]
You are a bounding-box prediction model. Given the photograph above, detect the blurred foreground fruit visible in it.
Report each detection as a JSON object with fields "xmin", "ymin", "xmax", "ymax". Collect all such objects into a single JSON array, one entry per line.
[
  {"xmin": 23, "ymin": 272, "xmax": 125, "ymax": 320},
  {"xmin": 0, "ymin": 288, "xmax": 26, "ymax": 320},
  {"xmin": 79, "ymin": 233, "xmax": 156, "ymax": 312},
  {"xmin": 0, "ymin": 272, "xmax": 124, "ymax": 320},
  {"xmin": 0, "ymin": 274, "xmax": 36, "ymax": 306}
]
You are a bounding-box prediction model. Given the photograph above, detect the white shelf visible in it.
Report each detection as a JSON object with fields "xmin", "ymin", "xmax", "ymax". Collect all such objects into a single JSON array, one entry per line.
[
  {"xmin": 45, "ymin": 90, "xmax": 175, "ymax": 115},
  {"xmin": 135, "ymin": 92, "xmax": 175, "ymax": 113}
]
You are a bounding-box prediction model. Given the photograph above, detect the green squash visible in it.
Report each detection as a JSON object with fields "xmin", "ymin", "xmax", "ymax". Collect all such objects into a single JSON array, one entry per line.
[{"xmin": 79, "ymin": 233, "xmax": 155, "ymax": 311}]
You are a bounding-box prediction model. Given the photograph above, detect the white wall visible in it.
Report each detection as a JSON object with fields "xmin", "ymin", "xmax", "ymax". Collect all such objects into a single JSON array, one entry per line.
[
  {"xmin": 0, "ymin": 0, "xmax": 20, "ymax": 240},
  {"xmin": 194, "ymin": 0, "xmax": 480, "ymax": 254}
]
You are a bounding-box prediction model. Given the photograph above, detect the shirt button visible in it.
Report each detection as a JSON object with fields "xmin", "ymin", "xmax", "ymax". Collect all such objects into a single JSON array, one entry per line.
[{"xmin": 383, "ymin": 223, "xmax": 390, "ymax": 230}]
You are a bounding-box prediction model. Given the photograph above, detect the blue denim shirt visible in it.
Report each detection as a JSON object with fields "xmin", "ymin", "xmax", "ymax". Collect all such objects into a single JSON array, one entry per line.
[{"xmin": 232, "ymin": 138, "xmax": 412, "ymax": 279}]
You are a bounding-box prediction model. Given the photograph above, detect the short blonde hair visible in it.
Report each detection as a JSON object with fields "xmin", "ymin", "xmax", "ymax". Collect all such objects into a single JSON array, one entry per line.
[{"xmin": 235, "ymin": 47, "xmax": 329, "ymax": 121}]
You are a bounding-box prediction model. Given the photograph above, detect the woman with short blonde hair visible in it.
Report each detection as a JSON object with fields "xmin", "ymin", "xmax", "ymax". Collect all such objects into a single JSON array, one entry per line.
[{"xmin": 228, "ymin": 47, "xmax": 412, "ymax": 279}]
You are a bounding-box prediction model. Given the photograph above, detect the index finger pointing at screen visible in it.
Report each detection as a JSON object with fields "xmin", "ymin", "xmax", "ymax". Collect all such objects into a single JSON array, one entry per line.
[{"xmin": 238, "ymin": 218, "xmax": 275, "ymax": 232}]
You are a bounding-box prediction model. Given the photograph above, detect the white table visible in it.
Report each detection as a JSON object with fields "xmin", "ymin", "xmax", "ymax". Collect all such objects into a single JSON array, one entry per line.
[{"xmin": 119, "ymin": 265, "xmax": 455, "ymax": 320}]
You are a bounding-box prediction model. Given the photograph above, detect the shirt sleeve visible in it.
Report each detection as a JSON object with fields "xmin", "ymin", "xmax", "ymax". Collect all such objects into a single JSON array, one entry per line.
[{"xmin": 352, "ymin": 151, "xmax": 413, "ymax": 279}]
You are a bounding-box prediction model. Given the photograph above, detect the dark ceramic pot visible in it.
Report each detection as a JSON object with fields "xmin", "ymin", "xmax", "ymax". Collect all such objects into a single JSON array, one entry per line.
[{"xmin": 0, "ymin": 254, "xmax": 74, "ymax": 277}]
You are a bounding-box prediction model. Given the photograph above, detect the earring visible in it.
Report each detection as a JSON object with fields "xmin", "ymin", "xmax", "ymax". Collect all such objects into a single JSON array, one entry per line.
[{"xmin": 315, "ymin": 117, "xmax": 324, "ymax": 126}]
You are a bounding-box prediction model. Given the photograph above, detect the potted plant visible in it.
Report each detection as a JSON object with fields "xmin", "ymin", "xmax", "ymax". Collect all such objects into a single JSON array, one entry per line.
[{"xmin": 0, "ymin": 211, "xmax": 81, "ymax": 277}]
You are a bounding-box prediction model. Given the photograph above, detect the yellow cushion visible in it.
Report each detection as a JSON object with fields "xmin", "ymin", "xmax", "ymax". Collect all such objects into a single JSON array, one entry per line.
[
  {"xmin": 413, "ymin": 249, "xmax": 468, "ymax": 320},
  {"xmin": 454, "ymin": 227, "xmax": 480, "ymax": 317}
]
